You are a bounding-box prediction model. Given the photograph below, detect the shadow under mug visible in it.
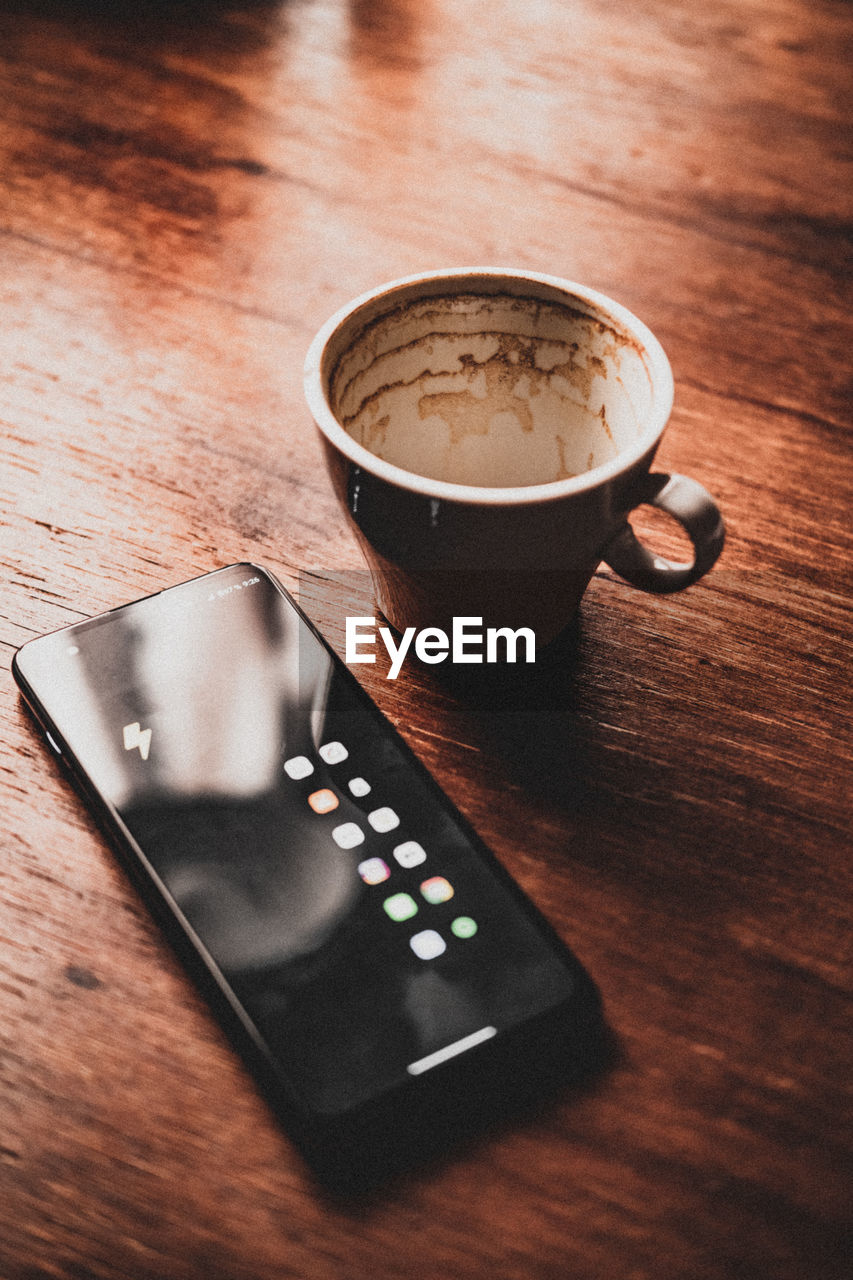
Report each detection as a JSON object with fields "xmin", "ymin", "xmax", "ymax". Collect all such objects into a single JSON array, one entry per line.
[{"xmin": 304, "ymin": 269, "xmax": 725, "ymax": 644}]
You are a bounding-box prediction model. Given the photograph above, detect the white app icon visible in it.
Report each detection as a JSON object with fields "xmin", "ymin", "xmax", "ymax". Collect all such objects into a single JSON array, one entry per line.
[
  {"xmin": 123, "ymin": 722, "xmax": 152, "ymax": 761},
  {"xmin": 357, "ymin": 857, "xmax": 390, "ymax": 885},
  {"xmin": 284, "ymin": 755, "xmax": 314, "ymax": 780},
  {"xmin": 348, "ymin": 777, "xmax": 371, "ymax": 798},
  {"xmin": 393, "ymin": 840, "xmax": 426, "ymax": 868},
  {"xmin": 410, "ymin": 929, "xmax": 446, "ymax": 961},
  {"xmin": 332, "ymin": 822, "xmax": 365, "ymax": 849},
  {"xmin": 319, "ymin": 741, "xmax": 349, "ymax": 765},
  {"xmin": 368, "ymin": 807, "xmax": 400, "ymax": 833}
]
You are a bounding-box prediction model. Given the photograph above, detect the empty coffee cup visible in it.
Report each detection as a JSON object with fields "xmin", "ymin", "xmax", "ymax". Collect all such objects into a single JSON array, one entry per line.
[{"xmin": 304, "ymin": 268, "xmax": 724, "ymax": 644}]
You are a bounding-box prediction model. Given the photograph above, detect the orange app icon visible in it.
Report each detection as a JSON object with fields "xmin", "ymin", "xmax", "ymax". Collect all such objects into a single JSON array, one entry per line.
[
  {"xmin": 308, "ymin": 788, "xmax": 339, "ymax": 814},
  {"xmin": 420, "ymin": 876, "xmax": 454, "ymax": 904}
]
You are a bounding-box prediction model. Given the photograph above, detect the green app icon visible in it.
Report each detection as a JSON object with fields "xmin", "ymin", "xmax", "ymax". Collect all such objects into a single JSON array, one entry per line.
[
  {"xmin": 451, "ymin": 916, "xmax": 478, "ymax": 939},
  {"xmin": 384, "ymin": 892, "xmax": 418, "ymax": 922}
]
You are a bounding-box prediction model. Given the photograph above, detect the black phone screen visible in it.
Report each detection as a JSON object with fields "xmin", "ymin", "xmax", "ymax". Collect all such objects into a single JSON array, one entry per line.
[{"xmin": 14, "ymin": 564, "xmax": 586, "ymax": 1120}]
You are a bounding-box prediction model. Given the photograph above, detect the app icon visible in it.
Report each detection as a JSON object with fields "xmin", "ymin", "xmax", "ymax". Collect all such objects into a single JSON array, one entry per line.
[
  {"xmin": 394, "ymin": 840, "xmax": 426, "ymax": 869},
  {"xmin": 348, "ymin": 777, "xmax": 371, "ymax": 798},
  {"xmin": 368, "ymin": 806, "xmax": 400, "ymax": 833},
  {"xmin": 332, "ymin": 822, "xmax": 364, "ymax": 849},
  {"xmin": 284, "ymin": 755, "xmax": 314, "ymax": 780},
  {"xmin": 358, "ymin": 857, "xmax": 390, "ymax": 885},
  {"xmin": 420, "ymin": 876, "xmax": 454, "ymax": 904},
  {"xmin": 410, "ymin": 929, "xmax": 446, "ymax": 960},
  {"xmin": 383, "ymin": 892, "xmax": 418, "ymax": 922},
  {"xmin": 319, "ymin": 741, "xmax": 348, "ymax": 765},
  {"xmin": 308, "ymin": 788, "xmax": 339, "ymax": 814},
  {"xmin": 451, "ymin": 916, "xmax": 478, "ymax": 939}
]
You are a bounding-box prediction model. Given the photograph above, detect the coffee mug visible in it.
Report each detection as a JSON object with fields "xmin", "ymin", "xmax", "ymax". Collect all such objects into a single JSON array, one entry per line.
[{"xmin": 304, "ymin": 269, "xmax": 724, "ymax": 645}]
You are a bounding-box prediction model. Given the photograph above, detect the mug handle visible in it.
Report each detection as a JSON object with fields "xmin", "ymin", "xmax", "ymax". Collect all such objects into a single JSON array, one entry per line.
[{"xmin": 602, "ymin": 473, "xmax": 725, "ymax": 593}]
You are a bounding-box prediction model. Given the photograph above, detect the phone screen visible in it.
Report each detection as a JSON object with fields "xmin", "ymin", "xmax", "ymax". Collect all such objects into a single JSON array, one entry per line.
[{"xmin": 14, "ymin": 565, "xmax": 586, "ymax": 1120}]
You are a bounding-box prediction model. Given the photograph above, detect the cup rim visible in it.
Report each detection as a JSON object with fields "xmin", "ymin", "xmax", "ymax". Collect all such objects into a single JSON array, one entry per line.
[{"xmin": 303, "ymin": 267, "xmax": 674, "ymax": 507}]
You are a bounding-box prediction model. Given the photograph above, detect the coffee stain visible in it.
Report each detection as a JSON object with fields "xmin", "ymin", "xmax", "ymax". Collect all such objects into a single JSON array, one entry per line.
[
  {"xmin": 348, "ymin": 331, "xmax": 602, "ymax": 425},
  {"xmin": 413, "ymin": 334, "xmax": 612, "ymax": 452},
  {"xmin": 544, "ymin": 346, "xmax": 611, "ymax": 405},
  {"xmin": 331, "ymin": 291, "xmax": 643, "ymax": 486},
  {"xmin": 598, "ymin": 403, "xmax": 614, "ymax": 442},
  {"xmin": 417, "ymin": 342, "xmax": 535, "ymax": 442},
  {"xmin": 555, "ymin": 436, "xmax": 577, "ymax": 481},
  {"xmin": 334, "ymin": 291, "xmax": 636, "ymax": 390},
  {"xmin": 362, "ymin": 412, "xmax": 390, "ymax": 452}
]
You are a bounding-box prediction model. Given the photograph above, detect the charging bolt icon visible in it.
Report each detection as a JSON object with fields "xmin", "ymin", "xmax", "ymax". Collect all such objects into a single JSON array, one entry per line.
[{"xmin": 123, "ymin": 722, "xmax": 152, "ymax": 760}]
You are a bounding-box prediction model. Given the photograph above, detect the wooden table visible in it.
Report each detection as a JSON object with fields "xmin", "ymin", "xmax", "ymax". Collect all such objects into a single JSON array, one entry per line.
[{"xmin": 2, "ymin": 2, "xmax": 850, "ymax": 1277}]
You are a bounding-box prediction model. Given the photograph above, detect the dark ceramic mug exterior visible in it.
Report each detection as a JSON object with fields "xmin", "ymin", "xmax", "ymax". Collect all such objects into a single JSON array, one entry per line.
[{"xmin": 304, "ymin": 269, "xmax": 725, "ymax": 643}]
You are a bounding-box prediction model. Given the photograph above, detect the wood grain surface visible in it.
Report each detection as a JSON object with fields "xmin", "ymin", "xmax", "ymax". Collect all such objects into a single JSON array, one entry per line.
[{"xmin": 1, "ymin": 2, "xmax": 850, "ymax": 1278}]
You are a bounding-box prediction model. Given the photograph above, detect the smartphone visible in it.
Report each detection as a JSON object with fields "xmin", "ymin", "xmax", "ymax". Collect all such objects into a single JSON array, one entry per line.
[{"xmin": 13, "ymin": 563, "xmax": 601, "ymax": 1190}]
